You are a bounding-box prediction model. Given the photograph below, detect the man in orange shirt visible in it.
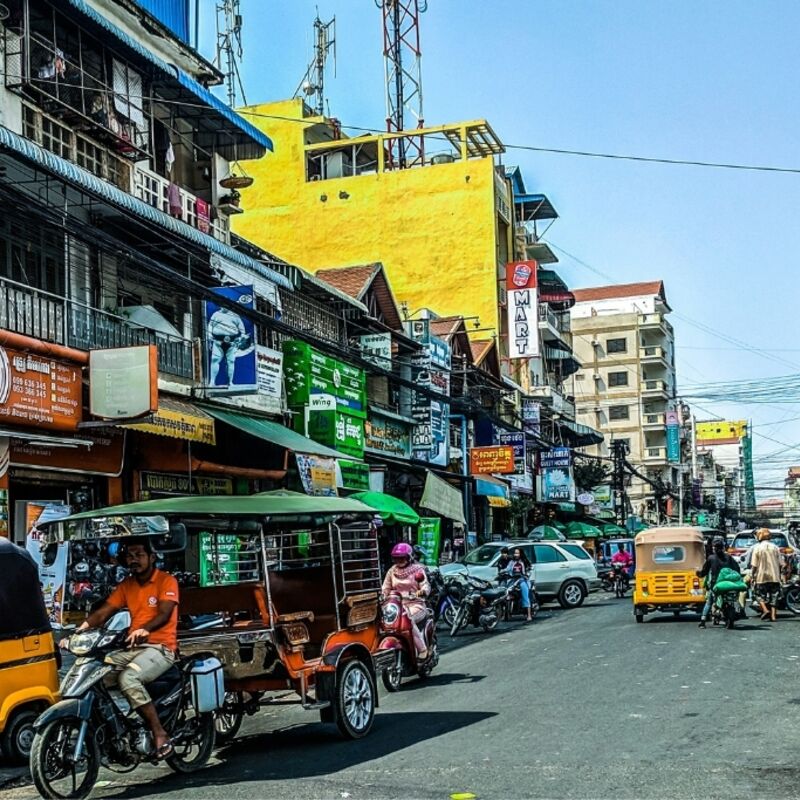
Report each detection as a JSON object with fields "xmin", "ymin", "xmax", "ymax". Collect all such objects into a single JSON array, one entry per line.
[{"xmin": 72, "ymin": 537, "xmax": 179, "ymax": 758}]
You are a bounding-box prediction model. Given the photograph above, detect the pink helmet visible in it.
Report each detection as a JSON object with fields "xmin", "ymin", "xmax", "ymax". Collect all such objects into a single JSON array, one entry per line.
[{"xmin": 391, "ymin": 542, "xmax": 413, "ymax": 559}]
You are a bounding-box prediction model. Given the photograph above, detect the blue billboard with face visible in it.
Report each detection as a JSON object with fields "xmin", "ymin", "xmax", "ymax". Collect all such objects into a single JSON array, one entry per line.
[{"xmin": 204, "ymin": 285, "xmax": 257, "ymax": 393}]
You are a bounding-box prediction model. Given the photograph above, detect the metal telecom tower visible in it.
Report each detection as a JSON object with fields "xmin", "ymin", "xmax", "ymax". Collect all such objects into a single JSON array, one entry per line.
[
  {"xmin": 294, "ymin": 15, "xmax": 336, "ymax": 116},
  {"xmin": 377, "ymin": 0, "xmax": 427, "ymax": 168},
  {"xmin": 215, "ymin": 0, "xmax": 246, "ymax": 107}
]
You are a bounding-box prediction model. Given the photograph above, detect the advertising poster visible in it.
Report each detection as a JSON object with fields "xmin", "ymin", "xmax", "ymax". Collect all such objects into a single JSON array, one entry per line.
[
  {"xmin": 416, "ymin": 518, "xmax": 441, "ymax": 567},
  {"xmin": 25, "ymin": 502, "xmax": 71, "ymax": 626},
  {"xmin": 540, "ymin": 447, "xmax": 575, "ymax": 502},
  {"xmin": 296, "ymin": 454, "xmax": 338, "ymax": 496},
  {"xmin": 199, "ymin": 532, "xmax": 240, "ymax": 586},
  {"xmin": 204, "ymin": 285, "xmax": 257, "ymax": 393},
  {"xmin": 360, "ymin": 333, "xmax": 392, "ymax": 367}
]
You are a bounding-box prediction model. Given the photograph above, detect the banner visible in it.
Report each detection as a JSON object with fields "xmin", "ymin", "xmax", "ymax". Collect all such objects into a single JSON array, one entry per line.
[
  {"xmin": 666, "ymin": 409, "xmax": 680, "ymax": 463},
  {"xmin": 296, "ymin": 453, "xmax": 337, "ymax": 496},
  {"xmin": 26, "ymin": 503, "xmax": 71, "ymax": 627},
  {"xmin": 506, "ymin": 261, "xmax": 539, "ymax": 359},
  {"xmin": 416, "ymin": 518, "xmax": 441, "ymax": 566},
  {"xmin": 522, "ymin": 399, "xmax": 541, "ymax": 436},
  {"xmin": 204, "ymin": 285, "xmax": 257, "ymax": 393},
  {"xmin": 89, "ymin": 345, "xmax": 158, "ymax": 419}
]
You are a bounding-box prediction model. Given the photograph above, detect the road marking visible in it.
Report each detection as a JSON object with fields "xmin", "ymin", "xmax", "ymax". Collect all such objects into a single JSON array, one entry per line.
[{"xmin": 450, "ymin": 794, "xmax": 477, "ymax": 800}]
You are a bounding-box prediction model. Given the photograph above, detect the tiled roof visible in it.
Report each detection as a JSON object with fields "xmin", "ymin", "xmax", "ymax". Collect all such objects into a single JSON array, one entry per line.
[
  {"xmin": 572, "ymin": 281, "xmax": 666, "ymax": 304},
  {"xmin": 315, "ymin": 264, "xmax": 381, "ymax": 301},
  {"xmin": 470, "ymin": 339, "xmax": 493, "ymax": 366},
  {"xmin": 428, "ymin": 316, "xmax": 464, "ymax": 340}
]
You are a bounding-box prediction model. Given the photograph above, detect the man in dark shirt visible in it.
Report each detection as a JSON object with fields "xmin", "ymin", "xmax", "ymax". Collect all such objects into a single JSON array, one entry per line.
[{"xmin": 697, "ymin": 537, "xmax": 740, "ymax": 628}]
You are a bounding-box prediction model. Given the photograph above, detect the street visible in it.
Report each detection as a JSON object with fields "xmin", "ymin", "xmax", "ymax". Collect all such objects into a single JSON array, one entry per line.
[{"xmin": 5, "ymin": 595, "xmax": 800, "ymax": 800}]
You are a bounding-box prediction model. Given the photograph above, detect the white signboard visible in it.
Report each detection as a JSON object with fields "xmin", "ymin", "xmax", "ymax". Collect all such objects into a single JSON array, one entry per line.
[
  {"xmin": 360, "ymin": 333, "xmax": 392, "ymax": 367},
  {"xmin": 507, "ymin": 287, "xmax": 539, "ymax": 358},
  {"xmin": 255, "ymin": 346, "xmax": 283, "ymax": 411},
  {"xmin": 89, "ymin": 345, "xmax": 157, "ymax": 419}
]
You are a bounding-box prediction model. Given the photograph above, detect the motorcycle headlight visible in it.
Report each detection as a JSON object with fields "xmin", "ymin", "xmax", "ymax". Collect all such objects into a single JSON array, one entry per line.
[
  {"xmin": 382, "ymin": 602, "xmax": 400, "ymax": 625},
  {"xmin": 69, "ymin": 630, "xmax": 101, "ymax": 656}
]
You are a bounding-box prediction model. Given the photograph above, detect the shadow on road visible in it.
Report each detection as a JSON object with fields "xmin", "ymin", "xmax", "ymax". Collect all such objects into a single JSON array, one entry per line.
[
  {"xmin": 105, "ymin": 710, "xmax": 496, "ymax": 797},
  {"xmin": 390, "ymin": 671, "xmax": 486, "ymax": 692}
]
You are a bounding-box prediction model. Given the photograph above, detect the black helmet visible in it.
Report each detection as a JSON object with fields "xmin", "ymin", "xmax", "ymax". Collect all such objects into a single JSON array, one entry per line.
[{"xmin": 713, "ymin": 536, "xmax": 726, "ymax": 550}]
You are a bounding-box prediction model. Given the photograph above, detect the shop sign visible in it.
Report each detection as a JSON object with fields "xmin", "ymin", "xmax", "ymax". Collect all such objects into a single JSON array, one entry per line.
[
  {"xmin": 410, "ymin": 351, "xmax": 449, "ymax": 466},
  {"xmin": 494, "ymin": 430, "xmax": 526, "ymax": 474},
  {"xmin": 204, "ymin": 285, "xmax": 258, "ymax": 394},
  {"xmin": 365, "ymin": 410, "xmax": 411, "ymax": 459},
  {"xmin": 307, "ymin": 409, "xmax": 365, "ymax": 458},
  {"xmin": 666, "ymin": 409, "xmax": 680, "ymax": 463},
  {"xmin": 540, "ymin": 447, "xmax": 572, "ymax": 469},
  {"xmin": 407, "ymin": 320, "xmax": 452, "ymax": 370},
  {"xmin": 506, "ymin": 261, "xmax": 539, "ymax": 359},
  {"xmin": 594, "ymin": 484, "xmax": 613, "ymax": 510},
  {"xmin": 360, "ymin": 333, "xmax": 392, "ymax": 368},
  {"xmin": 522, "ymin": 399, "xmax": 541, "ymax": 436},
  {"xmin": 508, "ymin": 469, "xmax": 534, "ymax": 495},
  {"xmin": 89, "ymin": 345, "xmax": 158, "ymax": 419},
  {"xmin": 470, "ymin": 445, "xmax": 515, "ymax": 475},
  {"xmin": 10, "ymin": 429, "xmax": 125, "ymax": 476},
  {"xmin": 128, "ymin": 398, "xmax": 216, "ymax": 444},
  {"xmin": 296, "ymin": 453, "xmax": 337, "ymax": 496},
  {"xmin": 540, "ymin": 448, "xmax": 575, "ymax": 503},
  {"xmin": 577, "ymin": 492, "xmax": 595, "ymax": 506},
  {"xmin": 416, "ymin": 518, "xmax": 441, "ymax": 566},
  {"xmin": 255, "ymin": 346, "xmax": 283, "ymax": 413},
  {"xmin": 284, "ymin": 340, "xmax": 366, "ymax": 418},
  {"xmin": 139, "ymin": 471, "xmax": 233, "ymax": 496},
  {"xmin": 337, "ymin": 459, "xmax": 370, "ymax": 491},
  {"xmin": 420, "ymin": 471, "xmax": 466, "ymax": 524},
  {"xmin": 0, "ymin": 345, "xmax": 82, "ymax": 431}
]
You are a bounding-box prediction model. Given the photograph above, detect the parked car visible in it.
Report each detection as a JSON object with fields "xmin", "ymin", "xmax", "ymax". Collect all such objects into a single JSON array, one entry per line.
[
  {"xmin": 728, "ymin": 529, "xmax": 794, "ymax": 567},
  {"xmin": 439, "ymin": 540, "xmax": 600, "ymax": 609}
]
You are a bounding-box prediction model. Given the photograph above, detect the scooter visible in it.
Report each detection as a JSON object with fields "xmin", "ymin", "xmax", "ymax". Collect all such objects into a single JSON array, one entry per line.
[
  {"xmin": 449, "ymin": 573, "xmax": 511, "ymax": 636},
  {"xmin": 379, "ymin": 571, "xmax": 439, "ymax": 692}
]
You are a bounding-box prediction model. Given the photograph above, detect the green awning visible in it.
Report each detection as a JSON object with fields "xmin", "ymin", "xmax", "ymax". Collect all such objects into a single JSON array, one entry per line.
[
  {"xmin": 601, "ymin": 523, "xmax": 627, "ymax": 537},
  {"xmin": 203, "ymin": 407, "xmax": 350, "ymax": 459},
  {"xmin": 565, "ymin": 520, "xmax": 603, "ymax": 539},
  {"xmin": 350, "ymin": 491, "xmax": 420, "ymax": 526}
]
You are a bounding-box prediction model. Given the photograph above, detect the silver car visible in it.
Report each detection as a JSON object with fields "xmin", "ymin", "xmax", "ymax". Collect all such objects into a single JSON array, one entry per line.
[{"xmin": 439, "ymin": 540, "xmax": 600, "ymax": 609}]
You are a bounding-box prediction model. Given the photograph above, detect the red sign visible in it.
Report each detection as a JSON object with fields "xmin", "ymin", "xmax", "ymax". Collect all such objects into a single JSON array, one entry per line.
[
  {"xmin": 10, "ymin": 428, "xmax": 125, "ymax": 476},
  {"xmin": 506, "ymin": 260, "xmax": 538, "ymax": 291},
  {"xmin": 470, "ymin": 446, "xmax": 515, "ymax": 475},
  {"xmin": 0, "ymin": 346, "xmax": 82, "ymax": 431}
]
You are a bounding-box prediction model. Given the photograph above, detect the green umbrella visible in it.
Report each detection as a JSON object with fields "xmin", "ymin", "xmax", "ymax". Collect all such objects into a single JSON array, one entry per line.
[
  {"xmin": 350, "ymin": 491, "xmax": 420, "ymax": 526},
  {"xmin": 527, "ymin": 524, "xmax": 565, "ymax": 541},
  {"xmin": 601, "ymin": 523, "xmax": 627, "ymax": 537},
  {"xmin": 550, "ymin": 520, "xmax": 568, "ymax": 532},
  {"xmin": 565, "ymin": 520, "xmax": 603, "ymax": 539}
]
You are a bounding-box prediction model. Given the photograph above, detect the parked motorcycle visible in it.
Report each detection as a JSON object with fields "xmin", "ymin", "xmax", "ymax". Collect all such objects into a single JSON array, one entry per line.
[
  {"xmin": 30, "ymin": 612, "xmax": 219, "ymax": 800},
  {"xmin": 449, "ymin": 574, "xmax": 511, "ymax": 636},
  {"xmin": 430, "ymin": 571, "xmax": 465, "ymax": 628},
  {"xmin": 379, "ymin": 573, "xmax": 439, "ymax": 691}
]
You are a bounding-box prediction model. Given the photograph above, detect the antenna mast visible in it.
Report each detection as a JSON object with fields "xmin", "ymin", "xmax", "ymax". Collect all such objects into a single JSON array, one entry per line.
[
  {"xmin": 378, "ymin": 0, "xmax": 426, "ymax": 169},
  {"xmin": 294, "ymin": 14, "xmax": 336, "ymax": 116},
  {"xmin": 215, "ymin": 0, "xmax": 247, "ymax": 107}
]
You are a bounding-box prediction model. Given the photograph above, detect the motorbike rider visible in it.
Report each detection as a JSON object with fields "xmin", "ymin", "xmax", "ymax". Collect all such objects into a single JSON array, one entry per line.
[
  {"xmin": 499, "ymin": 547, "xmax": 533, "ymax": 621},
  {"xmin": 63, "ymin": 537, "xmax": 179, "ymax": 759},
  {"xmin": 696, "ymin": 536, "xmax": 740, "ymax": 628},
  {"xmin": 382, "ymin": 542, "xmax": 431, "ymax": 659},
  {"xmin": 611, "ymin": 543, "xmax": 633, "ymax": 583}
]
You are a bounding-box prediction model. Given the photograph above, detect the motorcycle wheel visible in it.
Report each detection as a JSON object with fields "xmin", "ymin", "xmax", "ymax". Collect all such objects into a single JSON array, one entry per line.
[
  {"xmin": 215, "ymin": 691, "xmax": 244, "ymax": 743},
  {"xmin": 450, "ymin": 604, "xmax": 468, "ymax": 638},
  {"xmin": 166, "ymin": 712, "xmax": 216, "ymax": 773},
  {"xmin": 31, "ymin": 718, "xmax": 99, "ymax": 800},
  {"xmin": 381, "ymin": 651, "xmax": 405, "ymax": 692},
  {"xmin": 441, "ymin": 601, "xmax": 458, "ymax": 630},
  {"xmin": 482, "ymin": 613, "xmax": 500, "ymax": 633},
  {"xmin": 784, "ymin": 586, "xmax": 800, "ymax": 616}
]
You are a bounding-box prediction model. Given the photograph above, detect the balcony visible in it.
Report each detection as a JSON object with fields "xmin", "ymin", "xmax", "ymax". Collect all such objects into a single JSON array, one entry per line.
[
  {"xmin": 640, "ymin": 345, "xmax": 667, "ymax": 365},
  {"xmin": 641, "ymin": 379, "xmax": 669, "ymax": 398},
  {"xmin": 526, "ymin": 384, "xmax": 576, "ymax": 420},
  {"xmin": 133, "ymin": 167, "xmax": 230, "ymax": 244},
  {"xmin": 538, "ymin": 304, "xmax": 571, "ymax": 345},
  {"xmin": 642, "ymin": 413, "xmax": 666, "ymax": 429},
  {"xmin": 0, "ymin": 278, "xmax": 193, "ymax": 379},
  {"xmin": 640, "ymin": 312, "xmax": 666, "ymax": 332},
  {"xmin": 643, "ymin": 447, "xmax": 668, "ymax": 463}
]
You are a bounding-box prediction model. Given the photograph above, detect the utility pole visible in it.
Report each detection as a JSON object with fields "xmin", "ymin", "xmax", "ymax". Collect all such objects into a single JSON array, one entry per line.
[
  {"xmin": 690, "ymin": 414, "xmax": 697, "ymax": 480},
  {"xmin": 377, "ymin": 0, "xmax": 426, "ymax": 168},
  {"xmin": 612, "ymin": 439, "xmax": 629, "ymax": 526},
  {"xmin": 294, "ymin": 15, "xmax": 336, "ymax": 116},
  {"xmin": 678, "ymin": 467, "xmax": 684, "ymax": 525}
]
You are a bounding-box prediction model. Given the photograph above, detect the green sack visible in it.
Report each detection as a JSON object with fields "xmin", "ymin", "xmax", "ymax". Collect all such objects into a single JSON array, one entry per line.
[{"xmin": 714, "ymin": 579, "xmax": 747, "ymax": 594}]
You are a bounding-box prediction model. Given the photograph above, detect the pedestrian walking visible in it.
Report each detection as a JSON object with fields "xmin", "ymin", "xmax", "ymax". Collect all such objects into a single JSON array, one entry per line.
[{"xmin": 751, "ymin": 528, "xmax": 782, "ymax": 622}]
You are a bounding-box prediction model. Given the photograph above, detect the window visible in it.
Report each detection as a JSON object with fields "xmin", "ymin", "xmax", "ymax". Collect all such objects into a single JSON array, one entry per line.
[
  {"xmin": 609, "ymin": 406, "xmax": 629, "ymax": 421},
  {"xmin": 607, "ymin": 338, "xmax": 627, "ymax": 354},
  {"xmin": 651, "ymin": 546, "xmax": 685, "ymax": 564},
  {"xmin": 560, "ymin": 544, "xmax": 591, "ymax": 560},
  {"xmin": 608, "ymin": 371, "xmax": 628, "ymax": 387},
  {"xmin": 533, "ymin": 544, "xmax": 566, "ymax": 563},
  {"xmin": 575, "ymin": 374, "xmax": 585, "ymax": 381},
  {"xmin": 41, "ymin": 116, "xmax": 72, "ymax": 159}
]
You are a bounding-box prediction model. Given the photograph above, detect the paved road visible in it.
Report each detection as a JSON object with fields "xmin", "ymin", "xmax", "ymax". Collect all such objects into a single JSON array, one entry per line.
[{"xmin": 5, "ymin": 596, "xmax": 800, "ymax": 799}]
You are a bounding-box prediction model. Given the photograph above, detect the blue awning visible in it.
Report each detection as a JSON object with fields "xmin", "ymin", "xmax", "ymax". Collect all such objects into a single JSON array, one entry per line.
[
  {"xmin": 63, "ymin": 0, "xmax": 272, "ymax": 158},
  {"xmin": 0, "ymin": 125, "xmax": 290, "ymax": 292},
  {"xmin": 474, "ymin": 476, "xmax": 510, "ymax": 500}
]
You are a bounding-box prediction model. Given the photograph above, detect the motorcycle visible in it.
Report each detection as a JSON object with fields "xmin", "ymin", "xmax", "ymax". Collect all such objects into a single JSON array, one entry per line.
[
  {"xmin": 430, "ymin": 571, "xmax": 465, "ymax": 629},
  {"xmin": 449, "ymin": 573, "xmax": 511, "ymax": 637},
  {"xmin": 30, "ymin": 612, "xmax": 219, "ymax": 800},
  {"xmin": 711, "ymin": 590, "xmax": 741, "ymax": 629},
  {"xmin": 610, "ymin": 564, "xmax": 631, "ymax": 598},
  {"xmin": 379, "ymin": 571, "xmax": 439, "ymax": 692}
]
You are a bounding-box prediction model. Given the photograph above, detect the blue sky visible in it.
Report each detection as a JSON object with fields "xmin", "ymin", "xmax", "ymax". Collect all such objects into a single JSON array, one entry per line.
[{"xmin": 197, "ymin": 0, "xmax": 800, "ymax": 495}]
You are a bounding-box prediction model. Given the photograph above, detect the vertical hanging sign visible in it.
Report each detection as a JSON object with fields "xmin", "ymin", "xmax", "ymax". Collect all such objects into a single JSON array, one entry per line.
[
  {"xmin": 506, "ymin": 261, "xmax": 539, "ymax": 359},
  {"xmin": 666, "ymin": 409, "xmax": 681, "ymax": 463}
]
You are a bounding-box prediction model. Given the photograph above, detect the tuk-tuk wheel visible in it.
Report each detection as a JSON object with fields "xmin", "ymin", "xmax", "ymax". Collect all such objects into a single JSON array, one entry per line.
[
  {"xmin": 1, "ymin": 708, "xmax": 39, "ymax": 763},
  {"xmin": 334, "ymin": 659, "xmax": 376, "ymax": 739},
  {"xmin": 635, "ymin": 613, "xmax": 644, "ymax": 624}
]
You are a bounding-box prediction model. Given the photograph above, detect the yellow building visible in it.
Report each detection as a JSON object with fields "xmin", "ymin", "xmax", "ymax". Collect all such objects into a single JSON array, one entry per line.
[{"xmin": 233, "ymin": 98, "xmax": 514, "ymax": 339}]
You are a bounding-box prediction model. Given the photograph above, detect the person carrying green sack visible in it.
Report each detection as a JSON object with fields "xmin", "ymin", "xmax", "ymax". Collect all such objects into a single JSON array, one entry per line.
[{"xmin": 696, "ymin": 537, "xmax": 741, "ymax": 628}]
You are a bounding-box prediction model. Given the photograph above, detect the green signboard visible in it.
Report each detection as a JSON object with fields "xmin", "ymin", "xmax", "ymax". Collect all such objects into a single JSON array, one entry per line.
[
  {"xmin": 283, "ymin": 340, "xmax": 367, "ymax": 418},
  {"xmin": 416, "ymin": 517, "xmax": 441, "ymax": 566},
  {"xmin": 199, "ymin": 531, "xmax": 240, "ymax": 586},
  {"xmin": 339, "ymin": 459, "xmax": 370, "ymax": 491},
  {"xmin": 303, "ymin": 409, "xmax": 365, "ymax": 458}
]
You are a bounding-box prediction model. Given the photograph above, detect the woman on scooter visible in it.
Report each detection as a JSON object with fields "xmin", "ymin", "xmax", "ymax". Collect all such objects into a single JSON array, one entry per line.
[
  {"xmin": 382, "ymin": 542, "xmax": 431, "ymax": 658},
  {"xmin": 501, "ymin": 547, "xmax": 534, "ymax": 622}
]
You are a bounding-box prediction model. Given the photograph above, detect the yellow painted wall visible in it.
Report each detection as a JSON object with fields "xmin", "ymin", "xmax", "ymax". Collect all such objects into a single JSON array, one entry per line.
[{"xmin": 234, "ymin": 99, "xmax": 503, "ymax": 333}]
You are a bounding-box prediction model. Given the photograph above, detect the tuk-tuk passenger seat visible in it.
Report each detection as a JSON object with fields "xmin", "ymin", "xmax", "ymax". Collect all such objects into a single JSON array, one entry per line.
[{"xmin": 179, "ymin": 583, "xmax": 272, "ymax": 629}]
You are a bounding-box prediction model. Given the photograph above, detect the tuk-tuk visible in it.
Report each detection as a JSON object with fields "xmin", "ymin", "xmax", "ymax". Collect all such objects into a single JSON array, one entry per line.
[
  {"xmin": 598, "ymin": 537, "xmax": 636, "ymax": 568},
  {"xmin": 633, "ymin": 527, "xmax": 706, "ymax": 623},
  {"xmin": 48, "ymin": 491, "xmax": 391, "ymax": 741},
  {"xmin": 0, "ymin": 538, "xmax": 59, "ymax": 762}
]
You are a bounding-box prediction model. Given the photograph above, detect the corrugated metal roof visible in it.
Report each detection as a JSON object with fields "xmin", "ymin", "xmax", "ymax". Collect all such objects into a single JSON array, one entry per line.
[
  {"xmin": 133, "ymin": 0, "xmax": 190, "ymax": 43},
  {"xmin": 64, "ymin": 0, "xmax": 272, "ymax": 157},
  {"xmin": 0, "ymin": 124, "xmax": 291, "ymax": 291}
]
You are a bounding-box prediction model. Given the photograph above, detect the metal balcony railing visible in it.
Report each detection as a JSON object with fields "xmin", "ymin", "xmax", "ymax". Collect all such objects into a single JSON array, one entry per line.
[
  {"xmin": 642, "ymin": 379, "xmax": 667, "ymax": 393},
  {"xmin": 644, "ymin": 447, "xmax": 667, "ymax": 461},
  {"xmin": 640, "ymin": 346, "xmax": 665, "ymax": 360},
  {"xmin": 537, "ymin": 304, "xmax": 571, "ymax": 333},
  {"xmin": 643, "ymin": 413, "xmax": 666, "ymax": 426},
  {"xmin": 0, "ymin": 278, "xmax": 194, "ymax": 379}
]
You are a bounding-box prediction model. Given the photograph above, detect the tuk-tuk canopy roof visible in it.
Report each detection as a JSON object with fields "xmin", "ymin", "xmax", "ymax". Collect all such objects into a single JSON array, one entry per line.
[
  {"xmin": 0, "ymin": 537, "xmax": 50, "ymax": 639},
  {"xmin": 634, "ymin": 527, "xmax": 705, "ymax": 546},
  {"xmin": 49, "ymin": 492, "xmax": 377, "ymax": 525}
]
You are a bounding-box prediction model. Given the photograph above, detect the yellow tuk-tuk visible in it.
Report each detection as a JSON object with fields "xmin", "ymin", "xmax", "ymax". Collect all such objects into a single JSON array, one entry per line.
[{"xmin": 633, "ymin": 527, "xmax": 706, "ymax": 623}]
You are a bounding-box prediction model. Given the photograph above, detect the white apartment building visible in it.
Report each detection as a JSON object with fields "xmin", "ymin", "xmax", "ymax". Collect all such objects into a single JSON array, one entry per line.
[{"xmin": 569, "ymin": 281, "xmax": 678, "ymax": 517}]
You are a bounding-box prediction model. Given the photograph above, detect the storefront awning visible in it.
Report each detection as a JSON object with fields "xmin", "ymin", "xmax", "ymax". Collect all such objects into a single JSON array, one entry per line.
[
  {"xmin": 127, "ymin": 398, "xmax": 216, "ymax": 444},
  {"xmin": 474, "ymin": 475, "xmax": 510, "ymax": 500},
  {"xmin": 420, "ymin": 471, "xmax": 466, "ymax": 524},
  {"xmin": 203, "ymin": 406, "xmax": 350, "ymax": 459}
]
